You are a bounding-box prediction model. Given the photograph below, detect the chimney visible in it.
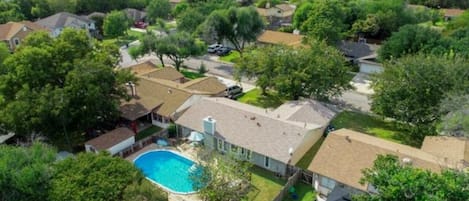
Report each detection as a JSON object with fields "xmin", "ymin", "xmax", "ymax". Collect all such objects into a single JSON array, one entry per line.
[
  {"xmin": 203, "ymin": 116, "xmax": 216, "ymax": 135},
  {"xmin": 130, "ymin": 83, "xmax": 136, "ymax": 97}
]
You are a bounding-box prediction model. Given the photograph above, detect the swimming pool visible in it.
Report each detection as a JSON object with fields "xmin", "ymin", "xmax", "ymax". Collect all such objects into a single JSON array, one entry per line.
[{"xmin": 133, "ymin": 150, "xmax": 202, "ymax": 194}]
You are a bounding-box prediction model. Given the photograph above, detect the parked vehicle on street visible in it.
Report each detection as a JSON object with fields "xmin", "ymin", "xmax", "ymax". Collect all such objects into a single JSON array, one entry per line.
[
  {"xmin": 225, "ymin": 85, "xmax": 243, "ymax": 99},
  {"xmin": 207, "ymin": 43, "xmax": 223, "ymax": 54},
  {"xmin": 216, "ymin": 46, "xmax": 231, "ymax": 56}
]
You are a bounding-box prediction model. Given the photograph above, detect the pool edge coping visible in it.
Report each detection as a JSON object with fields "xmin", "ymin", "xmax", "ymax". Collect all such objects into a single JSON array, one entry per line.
[{"xmin": 133, "ymin": 149, "xmax": 201, "ymax": 195}]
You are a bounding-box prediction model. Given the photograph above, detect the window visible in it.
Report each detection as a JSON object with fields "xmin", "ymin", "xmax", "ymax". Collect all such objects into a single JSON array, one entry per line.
[
  {"xmin": 264, "ymin": 156, "xmax": 270, "ymax": 168},
  {"xmin": 246, "ymin": 150, "xmax": 252, "ymax": 160},
  {"xmin": 241, "ymin": 148, "xmax": 245, "ymax": 155},
  {"xmin": 320, "ymin": 176, "xmax": 336, "ymax": 190},
  {"xmin": 223, "ymin": 141, "xmax": 229, "ymax": 152},
  {"xmin": 13, "ymin": 38, "xmax": 20, "ymax": 45},
  {"xmin": 217, "ymin": 138, "xmax": 224, "ymax": 151},
  {"xmin": 231, "ymin": 144, "xmax": 238, "ymax": 153}
]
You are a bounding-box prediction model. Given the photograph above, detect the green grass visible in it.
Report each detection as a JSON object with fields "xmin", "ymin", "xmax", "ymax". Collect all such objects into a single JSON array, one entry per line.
[
  {"xmin": 102, "ymin": 29, "xmax": 145, "ymax": 47},
  {"xmin": 247, "ymin": 166, "xmax": 287, "ymax": 201},
  {"xmin": 295, "ymin": 137, "xmax": 325, "ymax": 169},
  {"xmin": 330, "ymin": 111, "xmax": 408, "ymax": 145},
  {"xmin": 181, "ymin": 69, "xmax": 206, "ymax": 79},
  {"xmin": 136, "ymin": 126, "xmax": 162, "ymax": 141},
  {"xmin": 219, "ymin": 51, "xmax": 240, "ymax": 63},
  {"xmin": 237, "ymin": 88, "xmax": 286, "ymax": 109},
  {"xmin": 283, "ymin": 182, "xmax": 316, "ymax": 201}
]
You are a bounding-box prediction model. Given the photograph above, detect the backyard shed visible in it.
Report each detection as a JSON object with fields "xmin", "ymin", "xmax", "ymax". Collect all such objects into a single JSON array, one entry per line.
[{"xmin": 85, "ymin": 127, "xmax": 135, "ymax": 155}]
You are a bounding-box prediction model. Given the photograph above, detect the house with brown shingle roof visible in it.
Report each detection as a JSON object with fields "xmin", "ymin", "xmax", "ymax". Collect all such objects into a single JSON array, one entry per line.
[
  {"xmin": 176, "ymin": 97, "xmax": 334, "ymax": 176},
  {"xmin": 0, "ymin": 21, "xmax": 47, "ymax": 51},
  {"xmin": 120, "ymin": 61, "xmax": 226, "ymax": 129},
  {"xmin": 35, "ymin": 12, "xmax": 96, "ymax": 37},
  {"xmin": 257, "ymin": 30, "xmax": 304, "ymax": 47},
  {"xmin": 84, "ymin": 127, "xmax": 135, "ymax": 156},
  {"xmin": 308, "ymin": 129, "xmax": 468, "ymax": 201}
]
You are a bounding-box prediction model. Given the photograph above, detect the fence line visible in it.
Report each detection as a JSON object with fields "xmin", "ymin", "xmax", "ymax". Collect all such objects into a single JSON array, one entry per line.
[
  {"xmin": 272, "ymin": 168, "xmax": 302, "ymax": 201},
  {"xmin": 118, "ymin": 129, "xmax": 168, "ymax": 158}
]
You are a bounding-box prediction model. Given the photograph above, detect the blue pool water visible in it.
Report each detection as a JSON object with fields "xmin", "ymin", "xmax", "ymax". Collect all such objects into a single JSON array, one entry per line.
[{"xmin": 133, "ymin": 150, "xmax": 202, "ymax": 194}]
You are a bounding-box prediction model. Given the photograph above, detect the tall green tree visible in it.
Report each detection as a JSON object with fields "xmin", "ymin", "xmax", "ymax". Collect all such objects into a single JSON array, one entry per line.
[
  {"xmin": 371, "ymin": 55, "xmax": 468, "ymax": 143},
  {"xmin": 299, "ymin": 0, "xmax": 345, "ymax": 44},
  {"xmin": 378, "ymin": 24, "xmax": 449, "ymax": 60},
  {"xmin": 159, "ymin": 32, "xmax": 205, "ymax": 71},
  {"xmin": 354, "ymin": 154, "xmax": 469, "ymax": 201},
  {"xmin": 0, "ymin": 29, "xmax": 134, "ymax": 148},
  {"xmin": 191, "ymin": 152, "xmax": 252, "ymax": 201},
  {"xmin": 236, "ymin": 40, "xmax": 351, "ymax": 100},
  {"xmin": 201, "ymin": 6, "xmax": 264, "ymax": 56},
  {"xmin": 177, "ymin": 8, "xmax": 205, "ymax": 34},
  {"xmin": 0, "ymin": 43, "xmax": 10, "ymax": 65},
  {"xmin": 0, "ymin": 143, "xmax": 56, "ymax": 201},
  {"xmin": 103, "ymin": 10, "xmax": 131, "ymax": 38},
  {"xmin": 146, "ymin": 0, "xmax": 171, "ymax": 22},
  {"xmin": 49, "ymin": 152, "xmax": 166, "ymax": 201},
  {"xmin": 47, "ymin": 0, "xmax": 76, "ymax": 13},
  {"xmin": 0, "ymin": 1, "xmax": 25, "ymax": 23}
]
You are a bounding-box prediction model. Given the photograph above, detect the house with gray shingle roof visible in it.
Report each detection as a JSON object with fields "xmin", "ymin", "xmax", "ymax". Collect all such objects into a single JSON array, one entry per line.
[
  {"xmin": 35, "ymin": 12, "xmax": 96, "ymax": 37},
  {"xmin": 175, "ymin": 98, "xmax": 334, "ymax": 176}
]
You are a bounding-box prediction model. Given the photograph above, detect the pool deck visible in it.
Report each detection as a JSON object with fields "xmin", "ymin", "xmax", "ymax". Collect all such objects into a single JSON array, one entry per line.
[{"xmin": 125, "ymin": 143, "xmax": 203, "ymax": 201}]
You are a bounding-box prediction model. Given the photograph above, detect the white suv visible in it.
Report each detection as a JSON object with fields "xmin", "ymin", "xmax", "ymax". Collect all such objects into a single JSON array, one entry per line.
[{"xmin": 225, "ymin": 85, "xmax": 243, "ymax": 99}]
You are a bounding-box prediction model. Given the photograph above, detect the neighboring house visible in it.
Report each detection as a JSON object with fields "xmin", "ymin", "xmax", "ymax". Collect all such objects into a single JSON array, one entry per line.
[
  {"xmin": 257, "ymin": 30, "xmax": 304, "ymax": 47},
  {"xmin": 35, "ymin": 12, "xmax": 96, "ymax": 37},
  {"xmin": 442, "ymin": 8, "xmax": 465, "ymax": 21},
  {"xmin": 308, "ymin": 129, "xmax": 468, "ymax": 201},
  {"xmin": 86, "ymin": 12, "xmax": 106, "ymax": 20},
  {"xmin": 0, "ymin": 21, "xmax": 47, "ymax": 51},
  {"xmin": 176, "ymin": 98, "xmax": 335, "ymax": 176},
  {"xmin": 123, "ymin": 8, "xmax": 147, "ymax": 22},
  {"xmin": 257, "ymin": 3, "xmax": 296, "ymax": 29},
  {"xmin": 0, "ymin": 133, "xmax": 15, "ymax": 144},
  {"xmin": 85, "ymin": 127, "xmax": 135, "ymax": 156},
  {"xmin": 338, "ymin": 41, "xmax": 383, "ymax": 74},
  {"xmin": 120, "ymin": 61, "xmax": 226, "ymax": 129}
]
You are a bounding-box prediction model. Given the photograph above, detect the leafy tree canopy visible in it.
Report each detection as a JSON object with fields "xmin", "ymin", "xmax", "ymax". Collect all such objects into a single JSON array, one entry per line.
[
  {"xmin": 103, "ymin": 10, "xmax": 131, "ymax": 38},
  {"xmin": 236, "ymin": 40, "xmax": 351, "ymax": 100},
  {"xmin": 0, "ymin": 1, "xmax": 25, "ymax": 23},
  {"xmin": 0, "ymin": 143, "xmax": 56, "ymax": 201},
  {"xmin": 146, "ymin": 0, "xmax": 171, "ymax": 22},
  {"xmin": 0, "ymin": 29, "xmax": 134, "ymax": 149},
  {"xmin": 354, "ymin": 154, "xmax": 469, "ymax": 201},
  {"xmin": 200, "ymin": 6, "xmax": 264, "ymax": 55},
  {"xmin": 371, "ymin": 54, "xmax": 468, "ymax": 143}
]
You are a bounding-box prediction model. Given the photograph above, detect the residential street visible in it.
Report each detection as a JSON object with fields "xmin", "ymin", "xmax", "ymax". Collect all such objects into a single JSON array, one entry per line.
[{"xmin": 119, "ymin": 44, "xmax": 372, "ymax": 113}]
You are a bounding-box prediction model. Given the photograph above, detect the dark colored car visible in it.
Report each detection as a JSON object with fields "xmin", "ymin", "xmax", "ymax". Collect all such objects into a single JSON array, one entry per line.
[
  {"xmin": 216, "ymin": 46, "xmax": 231, "ymax": 56},
  {"xmin": 207, "ymin": 44, "xmax": 223, "ymax": 54},
  {"xmin": 134, "ymin": 21, "xmax": 147, "ymax": 29}
]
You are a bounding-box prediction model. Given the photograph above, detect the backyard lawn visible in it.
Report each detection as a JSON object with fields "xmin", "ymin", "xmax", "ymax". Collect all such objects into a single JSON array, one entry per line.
[
  {"xmin": 330, "ymin": 111, "xmax": 408, "ymax": 145},
  {"xmin": 103, "ymin": 29, "xmax": 145, "ymax": 47},
  {"xmin": 283, "ymin": 182, "xmax": 316, "ymax": 201},
  {"xmin": 237, "ymin": 88, "xmax": 285, "ymax": 109},
  {"xmin": 247, "ymin": 166, "xmax": 286, "ymax": 201},
  {"xmin": 136, "ymin": 126, "xmax": 162, "ymax": 141},
  {"xmin": 181, "ymin": 69, "xmax": 206, "ymax": 79},
  {"xmin": 295, "ymin": 137, "xmax": 325, "ymax": 169}
]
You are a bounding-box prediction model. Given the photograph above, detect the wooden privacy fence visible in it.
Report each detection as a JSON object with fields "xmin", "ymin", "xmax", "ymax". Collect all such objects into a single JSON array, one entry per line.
[
  {"xmin": 118, "ymin": 129, "xmax": 168, "ymax": 158},
  {"xmin": 272, "ymin": 168, "xmax": 302, "ymax": 201}
]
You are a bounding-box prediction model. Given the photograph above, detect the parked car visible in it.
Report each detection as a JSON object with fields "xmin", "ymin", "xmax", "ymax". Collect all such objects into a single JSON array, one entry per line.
[
  {"xmin": 134, "ymin": 21, "xmax": 147, "ymax": 29},
  {"xmin": 207, "ymin": 43, "xmax": 223, "ymax": 54},
  {"xmin": 225, "ymin": 85, "xmax": 243, "ymax": 99},
  {"xmin": 216, "ymin": 46, "xmax": 231, "ymax": 56}
]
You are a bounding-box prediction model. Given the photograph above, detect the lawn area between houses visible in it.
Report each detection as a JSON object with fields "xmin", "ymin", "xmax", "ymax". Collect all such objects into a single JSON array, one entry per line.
[
  {"xmin": 247, "ymin": 166, "xmax": 286, "ymax": 201},
  {"xmin": 136, "ymin": 126, "xmax": 162, "ymax": 141},
  {"xmin": 237, "ymin": 88, "xmax": 285, "ymax": 109},
  {"xmin": 296, "ymin": 137, "xmax": 325, "ymax": 170},
  {"xmin": 331, "ymin": 111, "xmax": 408, "ymax": 145},
  {"xmin": 283, "ymin": 182, "xmax": 316, "ymax": 201},
  {"xmin": 219, "ymin": 51, "xmax": 240, "ymax": 63},
  {"xmin": 103, "ymin": 29, "xmax": 145, "ymax": 47}
]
